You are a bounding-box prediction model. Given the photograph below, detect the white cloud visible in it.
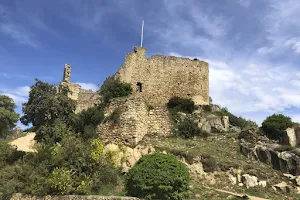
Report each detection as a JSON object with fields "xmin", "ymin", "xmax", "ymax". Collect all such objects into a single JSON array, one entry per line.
[
  {"xmin": 0, "ymin": 86, "xmax": 30, "ymax": 106},
  {"xmin": 260, "ymin": 0, "xmax": 300, "ymax": 55},
  {"xmin": 77, "ymin": 82, "xmax": 98, "ymax": 92}
]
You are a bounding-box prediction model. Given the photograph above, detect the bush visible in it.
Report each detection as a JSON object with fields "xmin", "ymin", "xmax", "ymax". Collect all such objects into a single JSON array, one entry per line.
[
  {"xmin": 261, "ymin": 114, "xmax": 294, "ymax": 140},
  {"xmin": 178, "ymin": 118, "xmax": 208, "ymax": 138},
  {"xmin": 215, "ymin": 107, "xmax": 257, "ymax": 130},
  {"xmin": 99, "ymin": 76, "xmax": 132, "ymax": 105},
  {"xmin": 167, "ymin": 97, "xmax": 195, "ymax": 114},
  {"xmin": 202, "ymin": 155, "xmax": 218, "ymax": 172},
  {"xmin": 126, "ymin": 153, "xmax": 190, "ymax": 200}
]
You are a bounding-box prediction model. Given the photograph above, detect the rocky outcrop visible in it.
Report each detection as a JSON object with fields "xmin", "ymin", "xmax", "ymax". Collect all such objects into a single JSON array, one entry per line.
[
  {"xmin": 241, "ymin": 174, "xmax": 258, "ymax": 188},
  {"xmin": 240, "ymin": 140, "xmax": 300, "ymax": 175},
  {"xmin": 10, "ymin": 194, "xmax": 140, "ymax": 200},
  {"xmin": 196, "ymin": 114, "xmax": 230, "ymax": 133},
  {"xmin": 281, "ymin": 126, "xmax": 300, "ymax": 147},
  {"xmin": 102, "ymin": 143, "xmax": 155, "ymax": 173}
]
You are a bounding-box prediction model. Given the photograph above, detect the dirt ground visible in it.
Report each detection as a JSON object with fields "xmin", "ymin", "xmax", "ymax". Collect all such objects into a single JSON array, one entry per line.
[{"xmin": 9, "ymin": 132, "xmax": 36, "ymax": 152}]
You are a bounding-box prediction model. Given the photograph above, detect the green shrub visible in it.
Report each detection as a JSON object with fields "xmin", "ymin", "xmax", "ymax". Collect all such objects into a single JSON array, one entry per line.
[
  {"xmin": 126, "ymin": 153, "xmax": 190, "ymax": 200},
  {"xmin": 261, "ymin": 114, "xmax": 294, "ymax": 140},
  {"xmin": 178, "ymin": 118, "xmax": 208, "ymax": 138},
  {"xmin": 202, "ymin": 155, "xmax": 218, "ymax": 172},
  {"xmin": 35, "ymin": 119, "xmax": 70, "ymax": 144},
  {"xmin": 99, "ymin": 76, "xmax": 132, "ymax": 105},
  {"xmin": 167, "ymin": 97, "xmax": 195, "ymax": 114},
  {"xmin": 215, "ymin": 107, "xmax": 257, "ymax": 130}
]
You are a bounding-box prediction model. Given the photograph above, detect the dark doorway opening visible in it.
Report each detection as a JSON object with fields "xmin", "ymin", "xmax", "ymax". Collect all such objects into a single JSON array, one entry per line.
[{"xmin": 137, "ymin": 82, "xmax": 143, "ymax": 92}]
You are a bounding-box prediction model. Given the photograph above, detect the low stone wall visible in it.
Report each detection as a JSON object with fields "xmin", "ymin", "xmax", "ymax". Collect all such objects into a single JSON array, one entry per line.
[{"xmin": 10, "ymin": 194, "xmax": 140, "ymax": 200}]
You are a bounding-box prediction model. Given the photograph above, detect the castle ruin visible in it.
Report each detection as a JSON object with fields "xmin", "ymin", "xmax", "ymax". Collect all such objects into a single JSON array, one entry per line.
[
  {"xmin": 59, "ymin": 47, "xmax": 210, "ymax": 145},
  {"xmin": 115, "ymin": 47, "xmax": 209, "ymax": 106}
]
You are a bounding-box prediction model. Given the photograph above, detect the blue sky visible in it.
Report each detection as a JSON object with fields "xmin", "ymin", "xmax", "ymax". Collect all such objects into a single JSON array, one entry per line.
[{"xmin": 1, "ymin": 0, "xmax": 300, "ymax": 128}]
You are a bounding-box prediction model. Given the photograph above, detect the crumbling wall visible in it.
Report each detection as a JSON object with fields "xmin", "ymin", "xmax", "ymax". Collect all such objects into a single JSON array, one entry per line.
[
  {"xmin": 115, "ymin": 47, "xmax": 209, "ymax": 107},
  {"xmin": 75, "ymin": 89, "xmax": 99, "ymax": 113},
  {"xmin": 97, "ymin": 96, "xmax": 172, "ymax": 146}
]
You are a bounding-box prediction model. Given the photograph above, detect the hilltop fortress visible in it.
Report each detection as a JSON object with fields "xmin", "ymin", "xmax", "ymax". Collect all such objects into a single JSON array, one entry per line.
[
  {"xmin": 59, "ymin": 47, "xmax": 210, "ymax": 145},
  {"xmin": 115, "ymin": 47, "xmax": 209, "ymax": 106}
]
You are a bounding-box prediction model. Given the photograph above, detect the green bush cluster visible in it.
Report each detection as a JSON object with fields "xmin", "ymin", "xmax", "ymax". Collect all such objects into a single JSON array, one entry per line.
[
  {"xmin": 99, "ymin": 76, "xmax": 132, "ymax": 105},
  {"xmin": 0, "ymin": 136, "xmax": 121, "ymax": 198},
  {"xmin": 126, "ymin": 153, "xmax": 190, "ymax": 200},
  {"xmin": 214, "ymin": 107, "xmax": 257, "ymax": 130},
  {"xmin": 178, "ymin": 118, "xmax": 208, "ymax": 139},
  {"xmin": 167, "ymin": 97, "xmax": 195, "ymax": 114},
  {"xmin": 0, "ymin": 95, "xmax": 19, "ymax": 138},
  {"xmin": 261, "ymin": 114, "xmax": 294, "ymax": 140}
]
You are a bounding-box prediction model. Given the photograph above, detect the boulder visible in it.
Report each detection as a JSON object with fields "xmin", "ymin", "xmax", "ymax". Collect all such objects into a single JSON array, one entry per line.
[
  {"xmin": 209, "ymin": 117, "xmax": 224, "ymax": 133},
  {"xmin": 241, "ymin": 174, "xmax": 258, "ymax": 188},
  {"xmin": 238, "ymin": 128, "xmax": 259, "ymax": 143},
  {"xmin": 281, "ymin": 127, "xmax": 297, "ymax": 147},
  {"xmin": 272, "ymin": 182, "xmax": 293, "ymax": 193},
  {"xmin": 228, "ymin": 174, "xmax": 237, "ymax": 185},
  {"xmin": 201, "ymin": 121, "xmax": 211, "ymax": 133},
  {"xmin": 258, "ymin": 180, "xmax": 267, "ymax": 187},
  {"xmin": 221, "ymin": 116, "xmax": 229, "ymax": 131}
]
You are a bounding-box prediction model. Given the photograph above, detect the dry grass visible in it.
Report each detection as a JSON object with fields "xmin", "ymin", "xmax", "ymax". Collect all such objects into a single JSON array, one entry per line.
[{"xmin": 150, "ymin": 133, "xmax": 300, "ymax": 200}]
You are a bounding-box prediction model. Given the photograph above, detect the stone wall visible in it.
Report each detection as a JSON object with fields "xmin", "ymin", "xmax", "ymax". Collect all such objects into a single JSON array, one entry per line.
[
  {"xmin": 115, "ymin": 47, "xmax": 209, "ymax": 107},
  {"xmin": 75, "ymin": 89, "xmax": 99, "ymax": 113},
  {"xmin": 10, "ymin": 194, "xmax": 139, "ymax": 200},
  {"xmin": 97, "ymin": 96, "xmax": 172, "ymax": 146}
]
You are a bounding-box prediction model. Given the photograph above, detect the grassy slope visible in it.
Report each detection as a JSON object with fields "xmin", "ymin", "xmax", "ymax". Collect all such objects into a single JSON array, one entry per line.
[{"xmin": 147, "ymin": 133, "xmax": 300, "ymax": 200}]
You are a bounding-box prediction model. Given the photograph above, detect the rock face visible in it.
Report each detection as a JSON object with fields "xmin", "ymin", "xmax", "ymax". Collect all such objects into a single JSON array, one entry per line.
[
  {"xmin": 97, "ymin": 96, "xmax": 172, "ymax": 146},
  {"xmin": 10, "ymin": 194, "xmax": 140, "ymax": 200},
  {"xmin": 272, "ymin": 182, "xmax": 293, "ymax": 193},
  {"xmin": 281, "ymin": 126, "xmax": 300, "ymax": 147},
  {"xmin": 240, "ymin": 140, "xmax": 300, "ymax": 175},
  {"xmin": 196, "ymin": 114, "xmax": 230, "ymax": 133},
  {"xmin": 241, "ymin": 174, "xmax": 258, "ymax": 188},
  {"xmin": 103, "ymin": 143, "xmax": 155, "ymax": 173}
]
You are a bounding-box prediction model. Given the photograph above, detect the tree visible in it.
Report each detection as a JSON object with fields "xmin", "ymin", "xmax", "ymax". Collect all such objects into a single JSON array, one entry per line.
[
  {"xmin": 99, "ymin": 76, "xmax": 132, "ymax": 105},
  {"xmin": 0, "ymin": 95, "xmax": 19, "ymax": 138},
  {"xmin": 261, "ymin": 114, "xmax": 294, "ymax": 140},
  {"xmin": 20, "ymin": 79, "xmax": 76, "ymax": 129},
  {"xmin": 126, "ymin": 153, "xmax": 190, "ymax": 200}
]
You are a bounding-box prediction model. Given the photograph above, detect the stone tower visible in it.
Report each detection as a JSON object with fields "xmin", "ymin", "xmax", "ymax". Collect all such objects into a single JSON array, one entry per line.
[
  {"xmin": 58, "ymin": 64, "xmax": 81, "ymax": 100},
  {"xmin": 63, "ymin": 64, "xmax": 71, "ymax": 83},
  {"xmin": 115, "ymin": 47, "xmax": 209, "ymax": 106}
]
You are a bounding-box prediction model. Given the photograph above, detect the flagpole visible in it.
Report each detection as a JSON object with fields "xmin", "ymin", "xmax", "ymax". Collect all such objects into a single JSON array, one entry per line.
[{"xmin": 141, "ymin": 20, "xmax": 144, "ymax": 47}]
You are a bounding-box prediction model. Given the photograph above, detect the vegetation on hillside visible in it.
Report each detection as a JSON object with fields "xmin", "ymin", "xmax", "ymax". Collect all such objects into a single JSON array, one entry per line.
[
  {"xmin": 126, "ymin": 153, "xmax": 190, "ymax": 200},
  {"xmin": 261, "ymin": 114, "xmax": 294, "ymax": 140},
  {"xmin": 0, "ymin": 95, "xmax": 19, "ymax": 138},
  {"xmin": 99, "ymin": 76, "xmax": 132, "ymax": 105}
]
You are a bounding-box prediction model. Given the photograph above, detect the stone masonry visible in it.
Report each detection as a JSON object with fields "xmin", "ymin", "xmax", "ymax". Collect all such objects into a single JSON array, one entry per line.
[
  {"xmin": 58, "ymin": 64, "xmax": 81, "ymax": 100},
  {"xmin": 58, "ymin": 64, "xmax": 99, "ymax": 113},
  {"xmin": 115, "ymin": 46, "xmax": 209, "ymax": 107},
  {"xmin": 97, "ymin": 96, "xmax": 172, "ymax": 146}
]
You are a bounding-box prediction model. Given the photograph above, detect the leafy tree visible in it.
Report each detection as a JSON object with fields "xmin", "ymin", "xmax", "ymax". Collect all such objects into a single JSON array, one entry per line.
[
  {"xmin": 34, "ymin": 119, "xmax": 71, "ymax": 144},
  {"xmin": 99, "ymin": 76, "xmax": 132, "ymax": 105},
  {"xmin": 126, "ymin": 153, "xmax": 190, "ymax": 200},
  {"xmin": 0, "ymin": 95, "xmax": 19, "ymax": 138},
  {"xmin": 261, "ymin": 114, "xmax": 294, "ymax": 140},
  {"xmin": 20, "ymin": 79, "xmax": 76, "ymax": 129}
]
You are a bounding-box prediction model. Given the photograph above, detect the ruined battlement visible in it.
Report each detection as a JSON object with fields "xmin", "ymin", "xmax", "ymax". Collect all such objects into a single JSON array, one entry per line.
[{"xmin": 115, "ymin": 47, "xmax": 209, "ymax": 106}]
